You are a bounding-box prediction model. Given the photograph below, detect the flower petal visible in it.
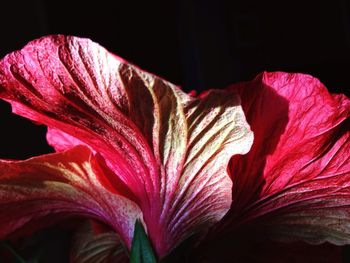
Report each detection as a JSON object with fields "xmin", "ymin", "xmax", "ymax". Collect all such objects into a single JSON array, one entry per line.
[
  {"xmin": 0, "ymin": 35, "xmax": 253, "ymax": 257},
  {"xmin": 47, "ymin": 127, "xmax": 88, "ymax": 152},
  {"xmin": 196, "ymin": 239, "xmax": 343, "ymax": 263},
  {"xmin": 0, "ymin": 146, "xmax": 142, "ymax": 248},
  {"xmin": 220, "ymin": 72, "xmax": 350, "ymax": 245},
  {"xmin": 71, "ymin": 221, "xmax": 128, "ymax": 263}
]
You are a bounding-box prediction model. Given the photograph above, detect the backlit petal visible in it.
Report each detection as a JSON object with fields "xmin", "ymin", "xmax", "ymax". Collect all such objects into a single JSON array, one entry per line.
[
  {"xmin": 0, "ymin": 35, "xmax": 253, "ymax": 257},
  {"xmin": 219, "ymin": 72, "xmax": 350, "ymax": 246},
  {"xmin": 0, "ymin": 146, "xmax": 141, "ymax": 248},
  {"xmin": 47, "ymin": 127, "xmax": 88, "ymax": 152}
]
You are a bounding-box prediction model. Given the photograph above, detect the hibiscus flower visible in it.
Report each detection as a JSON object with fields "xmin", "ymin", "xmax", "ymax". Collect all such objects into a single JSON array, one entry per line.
[{"xmin": 0, "ymin": 36, "xmax": 349, "ymax": 263}]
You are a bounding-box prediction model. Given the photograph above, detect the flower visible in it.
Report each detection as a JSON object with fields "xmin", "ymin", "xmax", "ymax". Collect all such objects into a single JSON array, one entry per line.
[
  {"xmin": 0, "ymin": 35, "xmax": 253, "ymax": 260},
  {"xmin": 1, "ymin": 35, "xmax": 349, "ymax": 263}
]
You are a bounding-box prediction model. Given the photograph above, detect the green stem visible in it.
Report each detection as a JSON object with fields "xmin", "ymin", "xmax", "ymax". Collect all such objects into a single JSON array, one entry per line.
[{"xmin": 1, "ymin": 241, "xmax": 26, "ymax": 263}]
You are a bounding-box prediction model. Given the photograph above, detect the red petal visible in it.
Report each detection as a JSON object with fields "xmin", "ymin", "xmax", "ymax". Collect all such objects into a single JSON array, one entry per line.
[
  {"xmin": 0, "ymin": 146, "xmax": 142, "ymax": 248},
  {"xmin": 0, "ymin": 36, "xmax": 253, "ymax": 257},
  {"xmin": 219, "ymin": 72, "xmax": 350, "ymax": 245}
]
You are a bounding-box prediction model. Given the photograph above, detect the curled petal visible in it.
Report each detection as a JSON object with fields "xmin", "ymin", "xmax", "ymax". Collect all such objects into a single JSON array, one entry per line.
[
  {"xmin": 0, "ymin": 146, "xmax": 142, "ymax": 248},
  {"xmin": 219, "ymin": 72, "xmax": 350, "ymax": 246}
]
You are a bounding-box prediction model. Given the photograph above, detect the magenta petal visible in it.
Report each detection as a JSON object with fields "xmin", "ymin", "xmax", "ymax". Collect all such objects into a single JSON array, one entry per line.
[
  {"xmin": 0, "ymin": 35, "xmax": 253, "ymax": 257},
  {"xmin": 0, "ymin": 35, "xmax": 155, "ymax": 197},
  {"xmin": 0, "ymin": 146, "xmax": 142, "ymax": 248},
  {"xmin": 221, "ymin": 72, "xmax": 350, "ymax": 245},
  {"xmin": 47, "ymin": 127, "xmax": 88, "ymax": 152}
]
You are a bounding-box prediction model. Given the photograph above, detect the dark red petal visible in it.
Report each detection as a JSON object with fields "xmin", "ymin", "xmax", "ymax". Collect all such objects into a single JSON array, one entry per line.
[
  {"xmin": 0, "ymin": 36, "xmax": 253, "ymax": 257},
  {"xmin": 219, "ymin": 72, "xmax": 350, "ymax": 245},
  {"xmin": 196, "ymin": 239, "xmax": 343, "ymax": 263},
  {"xmin": 0, "ymin": 146, "xmax": 142, "ymax": 248}
]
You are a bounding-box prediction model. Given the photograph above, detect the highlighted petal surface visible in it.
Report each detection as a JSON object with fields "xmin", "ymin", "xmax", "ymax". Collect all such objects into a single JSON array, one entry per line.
[
  {"xmin": 0, "ymin": 35, "xmax": 253, "ymax": 257},
  {"xmin": 47, "ymin": 127, "xmax": 88, "ymax": 152},
  {"xmin": 0, "ymin": 146, "xmax": 141, "ymax": 248},
  {"xmin": 222, "ymin": 72, "xmax": 350, "ymax": 245}
]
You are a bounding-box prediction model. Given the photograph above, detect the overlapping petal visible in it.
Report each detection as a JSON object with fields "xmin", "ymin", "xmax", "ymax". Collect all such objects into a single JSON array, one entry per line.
[
  {"xmin": 0, "ymin": 146, "xmax": 141, "ymax": 248},
  {"xmin": 0, "ymin": 35, "xmax": 253, "ymax": 257},
  {"xmin": 71, "ymin": 221, "xmax": 128, "ymax": 263},
  {"xmin": 218, "ymin": 72, "xmax": 350, "ymax": 246}
]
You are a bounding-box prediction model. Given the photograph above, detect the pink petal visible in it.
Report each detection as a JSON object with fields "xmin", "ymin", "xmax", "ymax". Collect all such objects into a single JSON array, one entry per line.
[
  {"xmin": 219, "ymin": 72, "xmax": 350, "ymax": 245},
  {"xmin": 0, "ymin": 35, "xmax": 253, "ymax": 257},
  {"xmin": 47, "ymin": 127, "xmax": 88, "ymax": 152},
  {"xmin": 0, "ymin": 146, "xmax": 142, "ymax": 248}
]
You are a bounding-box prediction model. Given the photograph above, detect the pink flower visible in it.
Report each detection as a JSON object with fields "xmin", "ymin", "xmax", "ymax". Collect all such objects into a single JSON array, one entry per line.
[{"xmin": 0, "ymin": 35, "xmax": 349, "ymax": 262}]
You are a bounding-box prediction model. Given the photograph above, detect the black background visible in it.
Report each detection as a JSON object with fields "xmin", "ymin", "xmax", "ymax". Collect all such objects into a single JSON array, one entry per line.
[{"xmin": 0, "ymin": 0, "xmax": 350, "ymax": 261}]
